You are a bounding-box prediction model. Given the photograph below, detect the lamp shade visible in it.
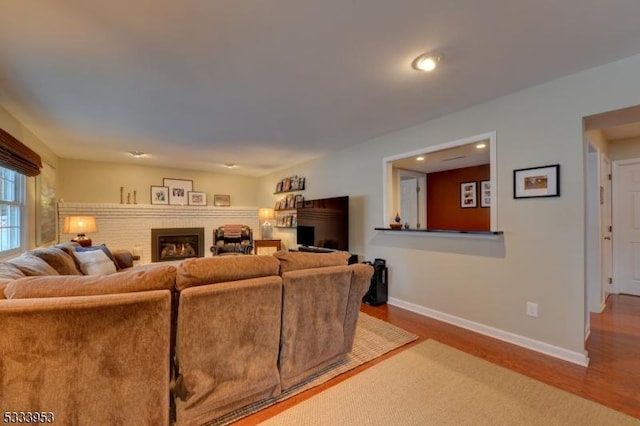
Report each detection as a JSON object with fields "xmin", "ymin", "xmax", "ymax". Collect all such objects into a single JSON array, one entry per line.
[
  {"xmin": 258, "ymin": 208, "xmax": 275, "ymax": 221},
  {"xmin": 64, "ymin": 216, "xmax": 97, "ymax": 234}
]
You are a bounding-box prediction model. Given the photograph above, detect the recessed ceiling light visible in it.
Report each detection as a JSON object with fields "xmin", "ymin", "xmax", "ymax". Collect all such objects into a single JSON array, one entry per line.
[
  {"xmin": 476, "ymin": 143, "xmax": 487, "ymax": 149},
  {"xmin": 129, "ymin": 151, "xmax": 145, "ymax": 158},
  {"xmin": 416, "ymin": 156, "xmax": 425, "ymax": 161},
  {"xmin": 223, "ymin": 163, "xmax": 237, "ymax": 169},
  {"xmin": 412, "ymin": 53, "xmax": 441, "ymax": 72}
]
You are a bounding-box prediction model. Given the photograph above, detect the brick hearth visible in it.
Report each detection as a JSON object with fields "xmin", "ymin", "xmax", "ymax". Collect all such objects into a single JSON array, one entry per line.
[{"xmin": 58, "ymin": 202, "xmax": 259, "ymax": 264}]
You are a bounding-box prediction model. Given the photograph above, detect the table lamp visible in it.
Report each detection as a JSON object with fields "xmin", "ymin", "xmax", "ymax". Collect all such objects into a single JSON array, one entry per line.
[
  {"xmin": 258, "ymin": 208, "xmax": 275, "ymax": 240},
  {"xmin": 64, "ymin": 215, "xmax": 97, "ymax": 247}
]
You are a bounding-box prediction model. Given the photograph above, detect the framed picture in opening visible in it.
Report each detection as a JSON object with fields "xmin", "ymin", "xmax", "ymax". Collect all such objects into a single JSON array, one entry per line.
[
  {"xmin": 460, "ymin": 181, "xmax": 477, "ymax": 208},
  {"xmin": 480, "ymin": 180, "xmax": 491, "ymax": 208}
]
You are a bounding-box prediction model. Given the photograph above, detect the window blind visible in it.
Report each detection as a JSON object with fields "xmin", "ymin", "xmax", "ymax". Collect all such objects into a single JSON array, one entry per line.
[{"xmin": 0, "ymin": 128, "xmax": 42, "ymax": 177}]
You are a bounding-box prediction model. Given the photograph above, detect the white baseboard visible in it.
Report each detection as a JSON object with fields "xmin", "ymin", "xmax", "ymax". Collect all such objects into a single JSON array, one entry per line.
[{"xmin": 388, "ymin": 297, "xmax": 590, "ymax": 367}]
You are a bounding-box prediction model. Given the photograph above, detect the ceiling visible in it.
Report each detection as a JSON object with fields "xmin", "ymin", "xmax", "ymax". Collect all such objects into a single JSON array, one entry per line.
[
  {"xmin": 392, "ymin": 140, "xmax": 490, "ymax": 174},
  {"xmin": 2, "ymin": 1, "xmax": 640, "ymax": 176}
]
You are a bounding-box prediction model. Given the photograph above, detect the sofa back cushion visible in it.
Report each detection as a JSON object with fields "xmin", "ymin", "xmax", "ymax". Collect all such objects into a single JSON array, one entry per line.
[
  {"xmin": 7, "ymin": 254, "xmax": 60, "ymax": 276},
  {"xmin": 176, "ymin": 255, "xmax": 280, "ymax": 291},
  {"xmin": 29, "ymin": 247, "xmax": 82, "ymax": 275},
  {"xmin": 4, "ymin": 264, "xmax": 177, "ymax": 299},
  {"xmin": 273, "ymin": 250, "xmax": 351, "ymax": 274}
]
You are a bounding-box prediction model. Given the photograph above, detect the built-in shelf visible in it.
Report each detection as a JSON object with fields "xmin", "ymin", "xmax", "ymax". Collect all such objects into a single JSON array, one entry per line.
[
  {"xmin": 274, "ymin": 189, "xmax": 302, "ymax": 195},
  {"xmin": 374, "ymin": 227, "xmax": 503, "ymax": 239}
]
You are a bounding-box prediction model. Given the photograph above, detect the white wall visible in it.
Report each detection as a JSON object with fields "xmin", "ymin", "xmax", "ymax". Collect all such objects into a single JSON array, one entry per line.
[
  {"xmin": 59, "ymin": 158, "xmax": 259, "ymax": 206},
  {"xmin": 610, "ymin": 137, "xmax": 640, "ymax": 161},
  {"xmin": 259, "ymin": 53, "xmax": 640, "ymax": 362}
]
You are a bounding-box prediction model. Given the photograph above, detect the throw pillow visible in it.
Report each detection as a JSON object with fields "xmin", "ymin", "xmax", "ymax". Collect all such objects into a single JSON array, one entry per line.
[
  {"xmin": 7, "ymin": 254, "xmax": 60, "ymax": 276},
  {"xmin": 74, "ymin": 244, "xmax": 120, "ymax": 271},
  {"xmin": 72, "ymin": 250, "xmax": 117, "ymax": 275},
  {"xmin": 29, "ymin": 247, "xmax": 82, "ymax": 275},
  {"xmin": 273, "ymin": 250, "xmax": 351, "ymax": 273}
]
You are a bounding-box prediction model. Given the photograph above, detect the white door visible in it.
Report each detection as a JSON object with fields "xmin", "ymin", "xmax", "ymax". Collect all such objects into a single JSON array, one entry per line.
[
  {"xmin": 601, "ymin": 155, "xmax": 612, "ymax": 300},
  {"xmin": 613, "ymin": 159, "xmax": 640, "ymax": 296},
  {"xmin": 398, "ymin": 170, "xmax": 426, "ymax": 229}
]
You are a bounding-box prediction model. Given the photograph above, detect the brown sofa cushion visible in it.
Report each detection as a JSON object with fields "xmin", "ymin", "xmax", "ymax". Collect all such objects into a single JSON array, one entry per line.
[
  {"xmin": 176, "ymin": 255, "xmax": 280, "ymax": 291},
  {"xmin": 29, "ymin": 247, "xmax": 82, "ymax": 275},
  {"xmin": 112, "ymin": 249, "xmax": 134, "ymax": 270},
  {"xmin": 4, "ymin": 264, "xmax": 177, "ymax": 299},
  {"xmin": 0, "ymin": 262, "xmax": 27, "ymax": 280},
  {"xmin": 0, "ymin": 263, "xmax": 26, "ymax": 300},
  {"xmin": 7, "ymin": 254, "xmax": 60, "ymax": 276},
  {"xmin": 54, "ymin": 241, "xmax": 82, "ymax": 255},
  {"xmin": 273, "ymin": 250, "xmax": 351, "ymax": 273}
]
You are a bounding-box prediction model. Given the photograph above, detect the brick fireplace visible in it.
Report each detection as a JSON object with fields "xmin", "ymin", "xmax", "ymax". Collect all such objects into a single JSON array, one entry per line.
[{"xmin": 58, "ymin": 202, "xmax": 259, "ymax": 264}]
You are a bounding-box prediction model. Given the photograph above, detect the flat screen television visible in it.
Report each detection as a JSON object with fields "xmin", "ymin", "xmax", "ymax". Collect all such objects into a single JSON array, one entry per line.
[{"xmin": 296, "ymin": 196, "xmax": 349, "ymax": 251}]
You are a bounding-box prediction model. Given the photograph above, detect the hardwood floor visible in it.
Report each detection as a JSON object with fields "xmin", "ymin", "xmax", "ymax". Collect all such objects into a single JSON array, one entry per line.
[{"xmin": 238, "ymin": 294, "xmax": 640, "ymax": 424}]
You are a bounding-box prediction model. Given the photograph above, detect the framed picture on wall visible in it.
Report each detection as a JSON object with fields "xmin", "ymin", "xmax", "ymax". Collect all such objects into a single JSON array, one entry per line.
[
  {"xmin": 151, "ymin": 186, "xmax": 169, "ymax": 205},
  {"xmin": 214, "ymin": 194, "xmax": 231, "ymax": 207},
  {"xmin": 460, "ymin": 181, "xmax": 477, "ymax": 208},
  {"xmin": 480, "ymin": 180, "xmax": 491, "ymax": 208},
  {"xmin": 188, "ymin": 191, "xmax": 206, "ymax": 206},
  {"xmin": 513, "ymin": 164, "xmax": 560, "ymax": 199},
  {"xmin": 163, "ymin": 178, "xmax": 193, "ymax": 205}
]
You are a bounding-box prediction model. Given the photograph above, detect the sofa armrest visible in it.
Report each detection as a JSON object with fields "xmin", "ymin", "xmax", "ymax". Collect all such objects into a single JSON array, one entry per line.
[
  {"xmin": 112, "ymin": 249, "xmax": 134, "ymax": 269},
  {"xmin": 343, "ymin": 263, "xmax": 374, "ymax": 351}
]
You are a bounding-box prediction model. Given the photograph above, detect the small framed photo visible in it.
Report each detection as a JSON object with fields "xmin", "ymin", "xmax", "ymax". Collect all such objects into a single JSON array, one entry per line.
[
  {"xmin": 275, "ymin": 181, "xmax": 283, "ymax": 193},
  {"xmin": 299, "ymin": 177, "xmax": 306, "ymax": 190},
  {"xmin": 514, "ymin": 164, "xmax": 560, "ymax": 199},
  {"xmin": 150, "ymin": 186, "xmax": 169, "ymax": 205},
  {"xmin": 460, "ymin": 181, "xmax": 477, "ymax": 208},
  {"xmin": 188, "ymin": 191, "xmax": 206, "ymax": 206},
  {"xmin": 214, "ymin": 194, "xmax": 231, "ymax": 207},
  {"xmin": 480, "ymin": 180, "xmax": 491, "ymax": 208},
  {"xmin": 163, "ymin": 178, "xmax": 193, "ymax": 205}
]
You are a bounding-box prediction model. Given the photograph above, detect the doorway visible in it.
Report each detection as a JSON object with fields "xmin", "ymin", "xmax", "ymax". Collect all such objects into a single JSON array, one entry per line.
[{"xmin": 584, "ymin": 105, "xmax": 640, "ymax": 303}]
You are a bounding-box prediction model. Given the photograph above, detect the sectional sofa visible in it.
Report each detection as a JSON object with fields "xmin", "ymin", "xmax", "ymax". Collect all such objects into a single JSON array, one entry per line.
[{"xmin": 0, "ymin": 245, "xmax": 373, "ymax": 425}]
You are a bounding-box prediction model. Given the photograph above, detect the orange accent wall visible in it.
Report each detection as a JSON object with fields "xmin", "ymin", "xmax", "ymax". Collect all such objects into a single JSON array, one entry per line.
[{"xmin": 426, "ymin": 164, "xmax": 490, "ymax": 231}]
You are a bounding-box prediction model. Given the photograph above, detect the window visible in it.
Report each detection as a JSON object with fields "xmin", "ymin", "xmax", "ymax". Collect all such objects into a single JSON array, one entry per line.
[{"xmin": 0, "ymin": 166, "xmax": 25, "ymax": 255}]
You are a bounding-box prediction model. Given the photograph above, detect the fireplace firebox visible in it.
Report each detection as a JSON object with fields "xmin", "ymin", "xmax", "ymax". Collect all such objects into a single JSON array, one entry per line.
[{"xmin": 151, "ymin": 228, "xmax": 205, "ymax": 262}]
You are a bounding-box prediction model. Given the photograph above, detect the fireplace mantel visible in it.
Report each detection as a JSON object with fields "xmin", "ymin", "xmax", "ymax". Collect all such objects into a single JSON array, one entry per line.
[{"xmin": 58, "ymin": 202, "xmax": 259, "ymax": 264}]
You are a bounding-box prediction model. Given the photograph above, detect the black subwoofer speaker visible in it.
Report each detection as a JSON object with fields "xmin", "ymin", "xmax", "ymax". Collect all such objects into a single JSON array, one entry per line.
[{"xmin": 363, "ymin": 258, "xmax": 388, "ymax": 306}]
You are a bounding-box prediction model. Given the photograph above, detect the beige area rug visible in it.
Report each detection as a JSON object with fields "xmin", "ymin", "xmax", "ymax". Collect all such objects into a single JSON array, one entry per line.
[
  {"xmin": 204, "ymin": 313, "xmax": 418, "ymax": 425},
  {"xmin": 262, "ymin": 339, "xmax": 640, "ymax": 426}
]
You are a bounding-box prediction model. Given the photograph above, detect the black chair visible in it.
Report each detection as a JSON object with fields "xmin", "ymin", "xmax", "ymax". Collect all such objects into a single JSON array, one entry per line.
[{"xmin": 210, "ymin": 224, "xmax": 254, "ymax": 255}]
